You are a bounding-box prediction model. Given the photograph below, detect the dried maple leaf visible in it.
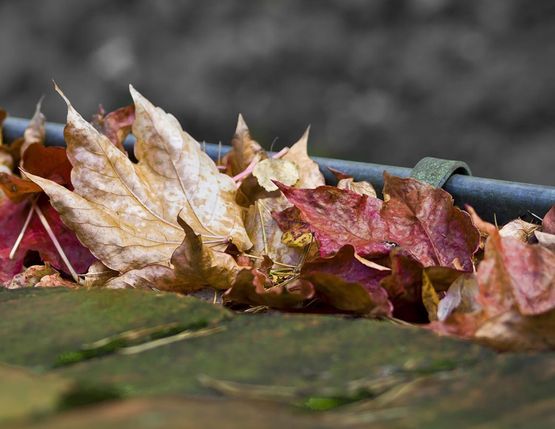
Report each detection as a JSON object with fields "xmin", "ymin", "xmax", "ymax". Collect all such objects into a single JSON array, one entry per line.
[
  {"xmin": 28, "ymin": 86, "xmax": 251, "ymax": 273},
  {"xmin": 382, "ymin": 173, "xmax": 479, "ymax": 271},
  {"xmin": 281, "ymin": 127, "xmax": 323, "ymax": 189},
  {"xmin": 106, "ymin": 217, "xmax": 239, "ymax": 292}
]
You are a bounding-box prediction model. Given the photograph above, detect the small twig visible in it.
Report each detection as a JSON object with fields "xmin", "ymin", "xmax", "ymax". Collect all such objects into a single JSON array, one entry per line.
[
  {"xmin": 9, "ymin": 199, "xmax": 36, "ymax": 259},
  {"xmin": 34, "ymin": 203, "xmax": 79, "ymax": 283},
  {"xmin": 119, "ymin": 325, "xmax": 226, "ymax": 355}
]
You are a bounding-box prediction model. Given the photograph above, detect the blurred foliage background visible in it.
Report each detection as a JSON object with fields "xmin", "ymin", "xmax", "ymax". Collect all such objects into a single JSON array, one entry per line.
[{"xmin": 1, "ymin": 0, "xmax": 554, "ymax": 185}]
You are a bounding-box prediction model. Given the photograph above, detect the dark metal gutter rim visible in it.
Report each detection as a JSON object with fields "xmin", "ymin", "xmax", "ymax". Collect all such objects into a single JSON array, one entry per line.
[{"xmin": 3, "ymin": 116, "xmax": 554, "ymax": 224}]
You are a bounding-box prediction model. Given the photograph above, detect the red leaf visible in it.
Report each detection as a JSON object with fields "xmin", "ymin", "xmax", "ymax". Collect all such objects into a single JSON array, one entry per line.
[
  {"xmin": 382, "ymin": 173, "xmax": 479, "ymax": 271},
  {"xmin": 301, "ymin": 245, "xmax": 392, "ymax": 316},
  {"xmin": 477, "ymin": 231, "xmax": 555, "ymax": 317},
  {"xmin": 276, "ymin": 183, "xmax": 392, "ymax": 258},
  {"xmin": 0, "ymin": 198, "xmax": 95, "ymax": 282},
  {"xmin": 92, "ymin": 104, "xmax": 135, "ymax": 152}
]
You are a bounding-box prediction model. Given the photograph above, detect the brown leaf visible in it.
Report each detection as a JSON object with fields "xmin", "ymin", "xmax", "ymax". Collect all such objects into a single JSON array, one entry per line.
[
  {"xmin": 437, "ymin": 273, "xmax": 479, "ymax": 322},
  {"xmin": 83, "ymin": 261, "xmax": 118, "ymax": 288},
  {"xmin": 28, "ymin": 86, "xmax": 251, "ymax": 273}
]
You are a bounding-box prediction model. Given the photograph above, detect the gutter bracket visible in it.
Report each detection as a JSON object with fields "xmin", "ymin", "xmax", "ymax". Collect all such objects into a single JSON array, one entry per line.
[{"xmin": 411, "ymin": 157, "xmax": 472, "ymax": 188}]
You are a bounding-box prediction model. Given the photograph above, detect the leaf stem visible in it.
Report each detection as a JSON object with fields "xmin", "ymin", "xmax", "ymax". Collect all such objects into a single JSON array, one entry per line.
[
  {"xmin": 9, "ymin": 199, "xmax": 36, "ymax": 260},
  {"xmin": 34, "ymin": 204, "xmax": 79, "ymax": 283}
]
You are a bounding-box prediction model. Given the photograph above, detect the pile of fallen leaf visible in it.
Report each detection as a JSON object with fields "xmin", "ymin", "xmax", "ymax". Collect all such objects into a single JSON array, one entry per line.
[{"xmin": 1, "ymin": 86, "xmax": 554, "ymax": 352}]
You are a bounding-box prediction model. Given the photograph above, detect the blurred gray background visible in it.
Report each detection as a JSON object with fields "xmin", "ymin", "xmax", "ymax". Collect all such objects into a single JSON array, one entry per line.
[{"xmin": 1, "ymin": 0, "xmax": 554, "ymax": 185}]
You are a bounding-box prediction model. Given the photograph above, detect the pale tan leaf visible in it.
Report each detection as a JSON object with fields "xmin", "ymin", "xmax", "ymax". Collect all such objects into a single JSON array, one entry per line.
[
  {"xmin": 20, "ymin": 98, "xmax": 45, "ymax": 156},
  {"xmin": 282, "ymin": 127, "xmax": 324, "ymax": 189},
  {"xmin": 130, "ymin": 86, "xmax": 252, "ymax": 251},
  {"xmin": 499, "ymin": 219, "xmax": 538, "ymax": 242},
  {"xmin": 245, "ymin": 198, "xmax": 304, "ymax": 267},
  {"xmin": 27, "ymin": 86, "xmax": 251, "ymax": 273},
  {"xmin": 225, "ymin": 114, "xmax": 265, "ymax": 176},
  {"xmin": 252, "ymin": 159, "xmax": 299, "ymax": 192},
  {"xmin": 437, "ymin": 273, "xmax": 479, "ymax": 322},
  {"xmin": 107, "ymin": 217, "xmax": 240, "ymax": 292},
  {"xmin": 535, "ymin": 230, "xmax": 555, "ymax": 251},
  {"xmin": 83, "ymin": 261, "xmax": 118, "ymax": 288},
  {"xmin": 337, "ymin": 178, "xmax": 377, "ymax": 198}
]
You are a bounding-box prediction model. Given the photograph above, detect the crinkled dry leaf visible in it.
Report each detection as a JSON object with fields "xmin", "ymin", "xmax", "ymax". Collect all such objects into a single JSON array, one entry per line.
[
  {"xmin": 28, "ymin": 86, "xmax": 251, "ymax": 273},
  {"xmin": 107, "ymin": 217, "xmax": 239, "ymax": 292},
  {"xmin": 2, "ymin": 264, "xmax": 56, "ymax": 289},
  {"xmin": 253, "ymin": 159, "xmax": 299, "ymax": 192},
  {"xmin": 272, "ymin": 206, "xmax": 312, "ymax": 248},
  {"xmin": 382, "ymin": 173, "xmax": 480, "ymax": 271},
  {"xmin": 499, "ymin": 219, "xmax": 538, "ymax": 242}
]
